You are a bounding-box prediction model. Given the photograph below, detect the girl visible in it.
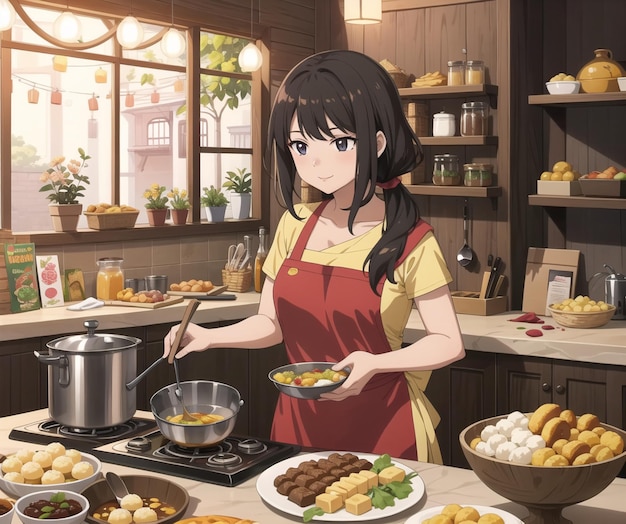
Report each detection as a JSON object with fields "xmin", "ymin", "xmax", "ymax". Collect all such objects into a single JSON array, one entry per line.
[{"xmin": 165, "ymin": 50, "xmax": 464, "ymax": 462}]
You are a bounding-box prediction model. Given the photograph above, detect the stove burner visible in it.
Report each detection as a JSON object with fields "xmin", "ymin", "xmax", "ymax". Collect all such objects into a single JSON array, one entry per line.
[
  {"xmin": 207, "ymin": 452, "xmax": 242, "ymax": 467},
  {"xmin": 237, "ymin": 438, "xmax": 267, "ymax": 454},
  {"xmin": 162, "ymin": 440, "xmax": 233, "ymax": 459},
  {"xmin": 59, "ymin": 425, "xmax": 119, "ymax": 437}
]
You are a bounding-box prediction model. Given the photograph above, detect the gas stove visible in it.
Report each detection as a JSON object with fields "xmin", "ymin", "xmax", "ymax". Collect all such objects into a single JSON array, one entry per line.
[{"xmin": 91, "ymin": 430, "xmax": 300, "ymax": 487}]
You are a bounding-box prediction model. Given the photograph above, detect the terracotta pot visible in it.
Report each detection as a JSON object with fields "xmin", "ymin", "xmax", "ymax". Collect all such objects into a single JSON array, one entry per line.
[
  {"xmin": 147, "ymin": 209, "xmax": 167, "ymax": 226},
  {"xmin": 49, "ymin": 203, "xmax": 82, "ymax": 232},
  {"xmin": 171, "ymin": 209, "xmax": 188, "ymax": 225}
]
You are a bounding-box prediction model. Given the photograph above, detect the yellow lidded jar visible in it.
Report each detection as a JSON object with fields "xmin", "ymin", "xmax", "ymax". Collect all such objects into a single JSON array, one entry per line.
[{"xmin": 576, "ymin": 48, "xmax": 626, "ymax": 93}]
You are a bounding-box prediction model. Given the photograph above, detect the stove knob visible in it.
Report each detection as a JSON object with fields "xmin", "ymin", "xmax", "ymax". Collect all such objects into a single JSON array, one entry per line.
[{"xmin": 126, "ymin": 436, "xmax": 151, "ymax": 452}]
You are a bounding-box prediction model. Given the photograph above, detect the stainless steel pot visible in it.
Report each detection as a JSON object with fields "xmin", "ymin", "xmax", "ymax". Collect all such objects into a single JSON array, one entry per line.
[
  {"xmin": 150, "ymin": 380, "xmax": 244, "ymax": 447},
  {"xmin": 35, "ymin": 319, "xmax": 142, "ymax": 429}
]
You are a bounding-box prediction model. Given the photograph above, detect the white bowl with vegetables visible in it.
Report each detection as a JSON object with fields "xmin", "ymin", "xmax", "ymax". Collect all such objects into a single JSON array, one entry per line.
[{"xmin": 268, "ymin": 362, "xmax": 350, "ymax": 400}]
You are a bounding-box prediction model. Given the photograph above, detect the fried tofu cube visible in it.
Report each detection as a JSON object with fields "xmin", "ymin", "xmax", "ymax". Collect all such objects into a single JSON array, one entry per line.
[
  {"xmin": 378, "ymin": 466, "xmax": 405, "ymax": 485},
  {"xmin": 358, "ymin": 470, "xmax": 378, "ymax": 489},
  {"xmin": 315, "ymin": 492, "xmax": 343, "ymax": 513},
  {"xmin": 325, "ymin": 484, "xmax": 348, "ymax": 502},
  {"xmin": 334, "ymin": 480, "xmax": 357, "ymax": 498},
  {"xmin": 343, "ymin": 473, "xmax": 369, "ymax": 494},
  {"xmin": 344, "ymin": 493, "xmax": 372, "ymax": 516}
]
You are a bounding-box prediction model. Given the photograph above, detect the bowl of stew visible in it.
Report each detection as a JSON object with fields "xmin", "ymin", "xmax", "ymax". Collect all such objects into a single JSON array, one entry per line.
[
  {"xmin": 15, "ymin": 490, "xmax": 88, "ymax": 524},
  {"xmin": 268, "ymin": 362, "xmax": 350, "ymax": 400}
]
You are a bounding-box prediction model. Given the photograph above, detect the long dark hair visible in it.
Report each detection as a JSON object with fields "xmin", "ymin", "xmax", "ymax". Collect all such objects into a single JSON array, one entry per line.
[{"xmin": 266, "ymin": 50, "xmax": 423, "ymax": 293}]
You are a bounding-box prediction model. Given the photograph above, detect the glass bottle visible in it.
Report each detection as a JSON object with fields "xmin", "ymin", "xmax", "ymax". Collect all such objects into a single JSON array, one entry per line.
[
  {"xmin": 96, "ymin": 257, "xmax": 124, "ymax": 300},
  {"xmin": 433, "ymin": 154, "xmax": 461, "ymax": 186},
  {"xmin": 460, "ymin": 101, "xmax": 489, "ymax": 136},
  {"xmin": 465, "ymin": 60, "xmax": 485, "ymax": 85},
  {"xmin": 447, "ymin": 60, "xmax": 465, "ymax": 86},
  {"xmin": 254, "ymin": 227, "xmax": 267, "ymax": 293}
]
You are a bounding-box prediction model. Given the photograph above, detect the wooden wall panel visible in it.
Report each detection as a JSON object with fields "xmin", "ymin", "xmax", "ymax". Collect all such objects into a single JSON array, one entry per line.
[
  {"xmin": 424, "ymin": 4, "xmax": 466, "ymax": 72},
  {"xmin": 396, "ymin": 9, "xmax": 425, "ymax": 78}
]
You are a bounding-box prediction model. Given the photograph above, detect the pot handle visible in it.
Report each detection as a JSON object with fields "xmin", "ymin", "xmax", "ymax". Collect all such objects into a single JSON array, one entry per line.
[{"xmin": 34, "ymin": 350, "xmax": 70, "ymax": 387}]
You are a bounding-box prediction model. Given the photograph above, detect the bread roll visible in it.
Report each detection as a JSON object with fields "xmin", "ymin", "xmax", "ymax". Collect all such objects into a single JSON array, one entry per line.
[
  {"xmin": 600, "ymin": 430, "xmax": 624, "ymax": 455},
  {"xmin": 576, "ymin": 413, "xmax": 600, "ymax": 431},
  {"xmin": 543, "ymin": 454, "xmax": 569, "ymax": 466},
  {"xmin": 561, "ymin": 440, "xmax": 590, "ymax": 463},
  {"xmin": 541, "ymin": 417, "xmax": 571, "ymax": 447},
  {"xmin": 559, "ymin": 409, "xmax": 576, "ymax": 428},
  {"xmin": 572, "ymin": 453, "xmax": 596, "ymax": 465},
  {"xmin": 529, "ymin": 403, "xmax": 561, "ymax": 434}
]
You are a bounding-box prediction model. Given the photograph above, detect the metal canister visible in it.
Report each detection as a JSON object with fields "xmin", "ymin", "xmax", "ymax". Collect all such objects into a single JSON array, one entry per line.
[{"xmin": 604, "ymin": 264, "xmax": 626, "ymax": 319}]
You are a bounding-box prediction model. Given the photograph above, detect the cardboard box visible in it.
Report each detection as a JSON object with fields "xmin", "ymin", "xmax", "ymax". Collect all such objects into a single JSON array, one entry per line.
[
  {"xmin": 522, "ymin": 248, "xmax": 580, "ymax": 315},
  {"xmin": 537, "ymin": 180, "xmax": 582, "ymax": 196},
  {"xmin": 451, "ymin": 292, "xmax": 508, "ymax": 316}
]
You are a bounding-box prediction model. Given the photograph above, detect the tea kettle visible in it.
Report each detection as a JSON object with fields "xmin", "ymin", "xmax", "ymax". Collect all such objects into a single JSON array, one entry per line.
[{"xmin": 604, "ymin": 264, "xmax": 626, "ymax": 319}]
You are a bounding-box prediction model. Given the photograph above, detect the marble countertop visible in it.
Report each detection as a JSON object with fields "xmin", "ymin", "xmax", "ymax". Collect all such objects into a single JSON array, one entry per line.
[
  {"xmin": 1, "ymin": 409, "xmax": 625, "ymax": 523},
  {"xmin": 1, "ymin": 294, "xmax": 626, "ymax": 366}
]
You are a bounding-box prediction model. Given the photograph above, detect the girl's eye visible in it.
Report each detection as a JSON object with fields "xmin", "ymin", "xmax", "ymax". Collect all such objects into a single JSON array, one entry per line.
[
  {"xmin": 289, "ymin": 141, "xmax": 308, "ymax": 156},
  {"xmin": 333, "ymin": 137, "xmax": 356, "ymax": 152}
]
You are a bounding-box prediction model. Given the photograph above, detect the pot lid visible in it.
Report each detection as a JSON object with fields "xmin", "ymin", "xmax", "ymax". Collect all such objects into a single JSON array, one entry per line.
[{"xmin": 47, "ymin": 319, "xmax": 141, "ymax": 353}]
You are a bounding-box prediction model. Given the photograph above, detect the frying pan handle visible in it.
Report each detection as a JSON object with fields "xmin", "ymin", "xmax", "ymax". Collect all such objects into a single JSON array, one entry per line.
[{"xmin": 167, "ymin": 299, "xmax": 201, "ymax": 364}]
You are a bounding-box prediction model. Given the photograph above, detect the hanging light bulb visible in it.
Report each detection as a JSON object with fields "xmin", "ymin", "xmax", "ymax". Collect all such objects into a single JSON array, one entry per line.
[
  {"xmin": 0, "ymin": 0, "xmax": 16, "ymax": 31},
  {"xmin": 161, "ymin": 27, "xmax": 185, "ymax": 58},
  {"xmin": 239, "ymin": 42, "xmax": 263, "ymax": 72},
  {"xmin": 344, "ymin": 0, "xmax": 382, "ymax": 24},
  {"xmin": 53, "ymin": 11, "xmax": 82, "ymax": 42},
  {"xmin": 116, "ymin": 15, "xmax": 144, "ymax": 49}
]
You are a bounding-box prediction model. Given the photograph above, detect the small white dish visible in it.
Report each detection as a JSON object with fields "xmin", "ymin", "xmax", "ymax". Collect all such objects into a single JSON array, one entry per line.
[
  {"xmin": 618, "ymin": 77, "xmax": 626, "ymax": 91},
  {"xmin": 0, "ymin": 498, "xmax": 15, "ymax": 524},
  {"xmin": 15, "ymin": 491, "xmax": 88, "ymax": 524},
  {"xmin": 546, "ymin": 81, "xmax": 580, "ymax": 95},
  {"xmin": 405, "ymin": 504, "xmax": 523, "ymax": 523}
]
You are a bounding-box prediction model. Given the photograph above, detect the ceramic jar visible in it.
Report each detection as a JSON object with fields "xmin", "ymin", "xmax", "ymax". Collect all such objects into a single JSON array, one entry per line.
[
  {"xmin": 576, "ymin": 48, "xmax": 626, "ymax": 93},
  {"xmin": 432, "ymin": 111, "xmax": 456, "ymax": 137}
]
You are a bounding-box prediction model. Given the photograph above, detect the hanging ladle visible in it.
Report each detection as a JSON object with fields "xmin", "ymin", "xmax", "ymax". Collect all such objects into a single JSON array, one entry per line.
[
  {"xmin": 457, "ymin": 199, "xmax": 474, "ymax": 267},
  {"xmin": 168, "ymin": 299, "xmax": 201, "ymax": 423}
]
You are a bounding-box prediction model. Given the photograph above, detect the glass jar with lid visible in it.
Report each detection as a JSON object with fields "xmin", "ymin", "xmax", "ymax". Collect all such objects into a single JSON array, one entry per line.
[
  {"xmin": 463, "ymin": 163, "xmax": 493, "ymax": 187},
  {"xmin": 447, "ymin": 60, "xmax": 465, "ymax": 86},
  {"xmin": 96, "ymin": 257, "xmax": 124, "ymax": 300},
  {"xmin": 433, "ymin": 154, "xmax": 461, "ymax": 186},
  {"xmin": 460, "ymin": 101, "xmax": 489, "ymax": 136},
  {"xmin": 465, "ymin": 60, "xmax": 485, "ymax": 85},
  {"xmin": 432, "ymin": 111, "xmax": 456, "ymax": 137}
]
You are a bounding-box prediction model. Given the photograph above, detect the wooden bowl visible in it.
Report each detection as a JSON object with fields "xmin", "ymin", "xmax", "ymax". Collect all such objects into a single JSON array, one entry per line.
[
  {"xmin": 548, "ymin": 305, "xmax": 616, "ymax": 328},
  {"xmin": 460, "ymin": 415, "xmax": 626, "ymax": 524}
]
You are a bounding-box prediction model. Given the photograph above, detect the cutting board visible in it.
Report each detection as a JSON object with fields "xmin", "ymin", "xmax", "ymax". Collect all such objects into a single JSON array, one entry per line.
[
  {"xmin": 103, "ymin": 295, "xmax": 184, "ymax": 308},
  {"xmin": 168, "ymin": 285, "xmax": 228, "ymax": 297}
]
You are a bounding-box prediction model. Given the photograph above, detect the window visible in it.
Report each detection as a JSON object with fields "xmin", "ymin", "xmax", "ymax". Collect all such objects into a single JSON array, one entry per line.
[{"xmin": 147, "ymin": 118, "xmax": 171, "ymax": 146}]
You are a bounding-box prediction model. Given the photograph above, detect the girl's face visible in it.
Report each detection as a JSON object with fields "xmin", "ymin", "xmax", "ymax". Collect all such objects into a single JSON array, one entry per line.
[{"xmin": 288, "ymin": 113, "xmax": 358, "ymax": 195}]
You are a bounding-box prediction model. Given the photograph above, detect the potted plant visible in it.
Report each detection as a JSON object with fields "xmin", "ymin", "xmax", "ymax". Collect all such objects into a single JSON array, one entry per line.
[
  {"xmin": 168, "ymin": 187, "xmax": 190, "ymax": 225},
  {"xmin": 143, "ymin": 183, "xmax": 169, "ymax": 226},
  {"xmin": 39, "ymin": 147, "xmax": 91, "ymax": 232},
  {"xmin": 222, "ymin": 168, "xmax": 252, "ymax": 219},
  {"xmin": 201, "ymin": 185, "xmax": 229, "ymax": 222}
]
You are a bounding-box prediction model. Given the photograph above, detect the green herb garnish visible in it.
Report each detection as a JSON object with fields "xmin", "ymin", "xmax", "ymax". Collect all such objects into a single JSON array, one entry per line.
[
  {"xmin": 49, "ymin": 493, "xmax": 65, "ymax": 504},
  {"xmin": 303, "ymin": 506, "xmax": 325, "ymax": 522}
]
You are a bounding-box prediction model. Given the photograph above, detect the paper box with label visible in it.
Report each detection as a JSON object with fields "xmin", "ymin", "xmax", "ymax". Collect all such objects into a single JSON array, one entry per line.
[{"xmin": 522, "ymin": 248, "xmax": 580, "ymax": 316}]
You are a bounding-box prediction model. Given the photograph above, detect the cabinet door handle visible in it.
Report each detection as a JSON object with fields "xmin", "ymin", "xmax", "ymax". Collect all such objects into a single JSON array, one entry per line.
[
  {"xmin": 555, "ymin": 384, "xmax": 566, "ymax": 394},
  {"xmin": 542, "ymin": 382, "xmax": 551, "ymax": 392}
]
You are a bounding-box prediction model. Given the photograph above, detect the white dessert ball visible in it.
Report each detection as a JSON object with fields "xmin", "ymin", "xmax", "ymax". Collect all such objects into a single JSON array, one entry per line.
[
  {"xmin": 120, "ymin": 493, "xmax": 143, "ymax": 512},
  {"xmin": 486, "ymin": 434, "xmax": 507, "ymax": 452},
  {"xmin": 32, "ymin": 450, "xmax": 53, "ymax": 469},
  {"xmin": 71, "ymin": 460, "xmax": 94, "ymax": 480},
  {"xmin": 509, "ymin": 446, "xmax": 533, "ymax": 465},
  {"xmin": 3, "ymin": 471, "xmax": 24, "ymax": 483},
  {"xmin": 133, "ymin": 507, "xmax": 158, "ymax": 523},
  {"xmin": 511, "ymin": 428, "xmax": 533, "ymax": 446},
  {"xmin": 108, "ymin": 508, "xmax": 133, "ymax": 524},
  {"xmin": 45, "ymin": 442, "xmax": 66, "ymax": 460},
  {"xmin": 516, "ymin": 416, "xmax": 529, "ymax": 431},
  {"xmin": 476, "ymin": 441, "xmax": 496, "ymax": 457},
  {"xmin": 14, "ymin": 449, "xmax": 34, "ymax": 464},
  {"xmin": 496, "ymin": 419, "xmax": 516, "ymax": 438},
  {"xmin": 480, "ymin": 424, "xmax": 499, "ymax": 442},
  {"xmin": 52, "ymin": 455, "xmax": 74, "ymax": 475},
  {"xmin": 526, "ymin": 434, "xmax": 546, "ymax": 453},
  {"xmin": 507, "ymin": 410, "xmax": 526, "ymax": 425},
  {"xmin": 65, "ymin": 449, "xmax": 82, "ymax": 464},
  {"xmin": 41, "ymin": 469, "xmax": 66, "ymax": 485},
  {"xmin": 1, "ymin": 456, "xmax": 23, "ymax": 474},
  {"xmin": 20, "ymin": 461, "xmax": 44, "ymax": 481},
  {"xmin": 495, "ymin": 441, "xmax": 518, "ymax": 461}
]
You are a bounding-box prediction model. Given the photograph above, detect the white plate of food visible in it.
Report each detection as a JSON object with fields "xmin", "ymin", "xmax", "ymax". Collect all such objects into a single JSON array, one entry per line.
[
  {"xmin": 256, "ymin": 451, "xmax": 425, "ymax": 521},
  {"xmin": 405, "ymin": 504, "xmax": 523, "ymax": 524}
]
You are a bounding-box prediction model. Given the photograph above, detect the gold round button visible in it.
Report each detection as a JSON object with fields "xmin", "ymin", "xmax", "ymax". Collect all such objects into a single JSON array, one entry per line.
[{"xmin": 287, "ymin": 267, "xmax": 298, "ymax": 276}]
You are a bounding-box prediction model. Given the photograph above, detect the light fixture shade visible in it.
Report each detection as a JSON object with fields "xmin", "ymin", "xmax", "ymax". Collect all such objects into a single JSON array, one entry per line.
[
  {"xmin": 0, "ymin": 0, "xmax": 16, "ymax": 31},
  {"xmin": 161, "ymin": 27, "xmax": 185, "ymax": 58},
  {"xmin": 116, "ymin": 15, "xmax": 144, "ymax": 49},
  {"xmin": 344, "ymin": 0, "xmax": 382, "ymax": 24},
  {"xmin": 238, "ymin": 42, "xmax": 263, "ymax": 72},
  {"xmin": 53, "ymin": 11, "xmax": 82, "ymax": 42}
]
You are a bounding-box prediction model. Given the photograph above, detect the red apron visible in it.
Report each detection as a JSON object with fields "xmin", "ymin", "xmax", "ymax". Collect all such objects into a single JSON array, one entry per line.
[{"xmin": 271, "ymin": 201, "xmax": 432, "ymax": 460}]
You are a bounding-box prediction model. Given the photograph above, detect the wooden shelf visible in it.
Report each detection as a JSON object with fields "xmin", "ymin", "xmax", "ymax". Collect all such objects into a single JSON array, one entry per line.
[
  {"xmin": 528, "ymin": 194, "xmax": 626, "ymax": 209},
  {"xmin": 528, "ymin": 92, "xmax": 626, "ymax": 107},
  {"xmin": 419, "ymin": 136, "xmax": 498, "ymax": 146},
  {"xmin": 399, "ymin": 84, "xmax": 498, "ymax": 99},
  {"xmin": 407, "ymin": 184, "xmax": 502, "ymax": 198}
]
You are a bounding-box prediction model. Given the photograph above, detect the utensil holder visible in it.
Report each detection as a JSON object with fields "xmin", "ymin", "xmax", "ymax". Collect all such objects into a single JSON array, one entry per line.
[{"xmin": 222, "ymin": 268, "xmax": 252, "ymax": 292}]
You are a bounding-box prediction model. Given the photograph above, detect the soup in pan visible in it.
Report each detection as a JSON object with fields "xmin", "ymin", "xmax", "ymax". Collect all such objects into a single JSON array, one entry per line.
[{"xmin": 165, "ymin": 412, "xmax": 225, "ymax": 425}]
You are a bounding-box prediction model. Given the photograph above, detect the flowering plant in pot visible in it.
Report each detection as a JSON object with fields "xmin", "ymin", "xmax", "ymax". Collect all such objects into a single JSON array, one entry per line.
[
  {"xmin": 222, "ymin": 168, "xmax": 252, "ymax": 219},
  {"xmin": 143, "ymin": 183, "xmax": 169, "ymax": 225},
  {"xmin": 168, "ymin": 187, "xmax": 190, "ymax": 225},
  {"xmin": 201, "ymin": 185, "xmax": 229, "ymax": 222}
]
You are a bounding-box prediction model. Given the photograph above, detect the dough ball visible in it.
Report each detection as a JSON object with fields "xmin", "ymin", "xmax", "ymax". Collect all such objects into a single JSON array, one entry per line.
[
  {"xmin": 3, "ymin": 471, "xmax": 24, "ymax": 483},
  {"xmin": 478, "ymin": 514, "xmax": 505, "ymax": 524},
  {"xmin": 509, "ymin": 446, "xmax": 532, "ymax": 465},
  {"xmin": 132, "ymin": 507, "xmax": 158, "ymax": 523},
  {"xmin": 45, "ymin": 442, "xmax": 66, "ymax": 460},
  {"xmin": 454, "ymin": 506, "xmax": 480, "ymax": 523},
  {"xmin": 510, "ymin": 429, "xmax": 532, "ymax": 446},
  {"xmin": 52, "ymin": 455, "xmax": 74, "ymax": 475},
  {"xmin": 14, "ymin": 449, "xmax": 34, "ymax": 464},
  {"xmin": 1, "ymin": 456, "xmax": 23, "ymax": 474},
  {"xmin": 531, "ymin": 447, "xmax": 555, "ymax": 466},
  {"xmin": 65, "ymin": 449, "xmax": 82, "ymax": 464},
  {"xmin": 495, "ymin": 442, "xmax": 518, "ymax": 461},
  {"xmin": 71, "ymin": 461, "xmax": 94, "ymax": 480},
  {"xmin": 495, "ymin": 419, "xmax": 515, "ymax": 438},
  {"xmin": 475, "ymin": 441, "xmax": 495, "ymax": 457},
  {"xmin": 576, "ymin": 413, "xmax": 600, "ymax": 432},
  {"xmin": 572, "ymin": 452, "xmax": 596, "ymax": 465},
  {"xmin": 108, "ymin": 508, "xmax": 133, "ymax": 524},
  {"xmin": 486, "ymin": 434, "xmax": 507, "ymax": 453},
  {"xmin": 543, "ymin": 454, "xmax": 569, "ymax": 467},
  {"xmin": 552, "ymin": 438, "xmax": 569, "ymax": 455},
  {"xmin": 441, "ymin": 503, "xmax": 463, "ymax": 517},
  {"xmin": 525, "ymin": 435, "xmax": 546, "ymax": 453},
  {"xmin": 600, "ymin": 430, "xmax": 624, "ymax": 455},
  {"xmin": 20, "ymin": 461, "xmax": 44, "ymax": 481},
  {"xmin": 32, "ymin": 450, "xmax": 53, "ymax": 469},
  {"xmin": 41, "ymin": 469, "xmax": 66, "ymax": 485},
  {"xmin": 578, "ymin": 430, "xmax": 601, "ymax": 447},
  {"xmin": 507, "ymin": 410, "xmax": 526, "ymax": 426},
  {"xmin": 480, "ymin": 425, "xmax": 498, "ymax": 442},
  {"xmin": 120, "ymin": 493, "xmax": 143, "ymax": 512}
]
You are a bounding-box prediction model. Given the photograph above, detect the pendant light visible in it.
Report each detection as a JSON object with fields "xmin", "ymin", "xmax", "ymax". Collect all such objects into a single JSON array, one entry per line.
[
  {"xmin": 238, "ymin": 0, "xmax": 262, "ymax": 72},
  {"xmin": 344, "ymin": 0, "xmax": 382, "ymax": 25},
  {"xmin": 0, "ymin": 0, "xmax": 16, "ymax": 31},
  {"xmin": 161, "ymin": 0, "xmax": 185, "ymax": 58},
  {"xmin": 53, "ymin": 10, "xmax": 82, "ymax": 42},
  {"xmin": 117, "ymin": 15, "xmax": 144, "ymax": 49}
]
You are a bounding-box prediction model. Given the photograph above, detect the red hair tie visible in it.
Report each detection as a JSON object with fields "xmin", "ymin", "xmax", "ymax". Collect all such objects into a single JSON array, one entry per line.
[{"xmin": 376, "ymin": 177, "xmax": 402, "ymax": 190}]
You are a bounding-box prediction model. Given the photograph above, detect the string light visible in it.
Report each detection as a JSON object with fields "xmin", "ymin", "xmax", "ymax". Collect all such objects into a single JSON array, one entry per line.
[
  {"xmin": 161, "ymin": 0, "xmax": 185, "ymax": 58},
  {"xmin": 238, "ymin": 0, "xmax": 262, "ymax": 72},
  {"xmin": 0, "ymin": 0, "xmax": 16, "ymax": 31}
]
